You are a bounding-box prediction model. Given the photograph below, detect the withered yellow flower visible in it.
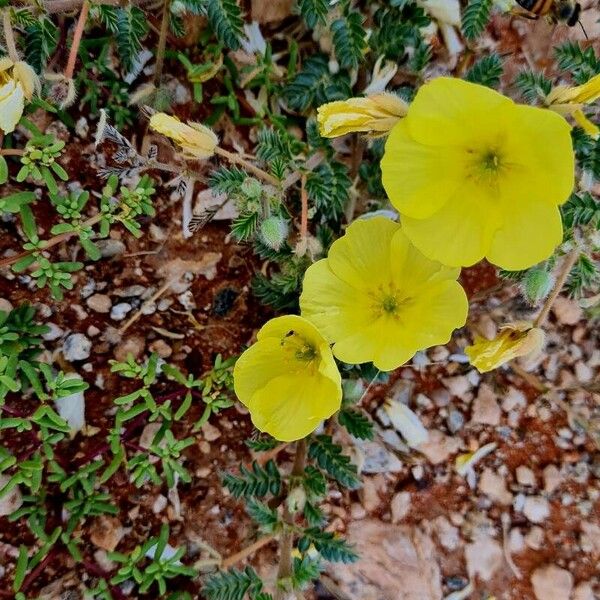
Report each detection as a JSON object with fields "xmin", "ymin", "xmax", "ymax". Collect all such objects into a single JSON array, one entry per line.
[
  {"xmin": 465, "ymin": 322, "xmax": 545, "ymax": 373},
  {"xmin": 0, "ymin": 57, "xmax": 39, "ymax": 134},
  {"xmin": 149, "ymin": 113, "xmax": 218, "ymax": 159},
  {"xmin": 546, "ymin": 73, "xmax": 600, "ymax": 137},
  {"xmin": 317, "ymin": 93, "xmax": 409, "ymax": 138}
]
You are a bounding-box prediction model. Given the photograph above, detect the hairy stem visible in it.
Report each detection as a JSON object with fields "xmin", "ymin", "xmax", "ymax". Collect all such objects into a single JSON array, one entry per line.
[
  {"xmin": 64, "ymin": 0, "xmax": 90, "ymax": 80},
  {"xmin": 533, "ymin": 248, "xmax": 580, "ymax": 328},
  {"xmin": 214, "ymin": 146, "xmax": 280, "ymax": 187},
  {"xmin": 300, "ymin": 174, "xmax": 308, "ymax": 239},
  {"xmin": 153, "ymin": 0, "xmax": 171, "ymax": 87},
  {"xmin": 0, "ymin": 148, "xmax": 24, "ymax": 156},
  {"xmin": 221, "ymin": 534, "xmax": 277, "ymax": 569},
  {"xmin": 274, "ymin": 438, "xmax": 307, "ymax": 600},
  {"xmin": 2, "ymin": 9, "xmax": 19, "ymax": 61}
]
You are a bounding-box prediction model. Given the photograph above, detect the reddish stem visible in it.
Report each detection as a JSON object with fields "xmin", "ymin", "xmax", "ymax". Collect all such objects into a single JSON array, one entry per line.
[{"xmin": 64, "ymin": 0, "xmax": 89, "ymax": 80}]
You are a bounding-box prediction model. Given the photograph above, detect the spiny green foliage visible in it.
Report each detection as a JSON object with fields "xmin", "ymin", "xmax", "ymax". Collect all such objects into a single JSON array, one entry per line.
[
  {"xmin": 297, "ymin": 0, "xmax": 329, "ymax": 28},
  {"xmin": 114, "ymin": 6, "xmax": 149, "ymax": 72},
  {"xmin": 465, "ymin": 54, "xmax": 504, "ymax": 88},
  {"xmin": 514, "ymin": 70, "xmax": 552, "ymax": 103},
  {"xmin": 292, "ymin": 556, "xmax": 322, "ymax": 588},
  {"xmin": 369, "ymin": 2, "xmax": 429, "ymax": 63},
  {"xmin": 210, "ymin": 166, "xmax": 248, "ymax": 194},
  {"xmin": 562, "ymin": 192, "xmax": 600, "ymax": 229},
  {"xmin": 555, "ymin": 42, "xmax": 600, "ymax": 84},
  {"xmin": 331, "ymin": 11, "xmax": 367, "ymax": 70},
  {"xmin": 245, "ymin": 436, "xmax": 279, "ymax": 451},
  {"xmin": 299, "ymin": 528, "xmax": 358, "ymax": 563},
  {"xmin": 338, "ymin": 408, "xmax": 374, "ymax": 440},
  {"xmin": 202, "ymin": 0, "xmax": 245, "ymax": 50},
  {"xmin": 572, "ymin": 129, "xmax": 600, "ymax": 181},
  {"xmin": 462, "ymin": 0, "xmax": 493, "ymax": 41},
  {"xmin": 222, "ymin": 460, "xmax": 282, "ymax": 498},
  {"xmin": 203, "ymin": 566, "xmax": 264, "ymax": 600},
  {"xmin": 246, "ymin": 499, "xmax": 280, "ymax": 532},
  {"xmin": 306, "ymin": 161, "xmax": 351, "ymax": 222},
  {"xmin": 252, "ymin": 263, "xmax": 307, "ymax": 311},
  {"xmin": 566, "ymin": 253, "xmax": 599, "ymax": 297},
  {"xmin": 24, "ymin": 16, "xmax": 58, "ymax": 73},
  {"xmin": 308, "ymin": 435, "xmax": 361, "ymax": 489},
  {"xmin": 284, "ymin": 54, "xmax": 352, "ymax": 112}
]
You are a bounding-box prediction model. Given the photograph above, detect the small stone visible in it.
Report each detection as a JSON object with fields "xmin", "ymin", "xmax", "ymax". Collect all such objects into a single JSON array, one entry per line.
[
  {"xmin": 580, "ymin": 521, "xmax": 600, "ymax": 555},
  {"xmin": 479, "ymin": 469, "xmax": 513, "ymax": 505},
  {"xmin": 412, "ymin": 465, "xmax": 424, "ymax": 480},
  {"xmin": 442, "ymin": 375, "xmax": 471, "ymax": 397},
  {"xmin": 178, "ymin": 290, "xmax": 196, "ymax": 310},
  {"xmin": 357, "ymin": 440, "xmax": 404, "ymax": 473},
  {"xmin": 152, "ymin": 495, "xmax": 168, "ymax": 514},
  {"xmin": 472, "ymin": 384, "xmax": 501, "ymax": 425},
  {"xmin": 525, "ymin": 526, "xmax": 545, "ymax": 550},
  {"xmin": 97, "ymin": 239, "xmax": 126, "ymax": 258},
  {"xmin": 62, "ymin": 333, "xmax": 91, "ymax": 361},
  {"xmin": 87, "ymin": 294, "xmax": 112, "ymax": 313},
  {"xmin": 502, "ymin": 387, "xmax": 527, "ymax": 412},
  {"xmin": 465, "ymin": 536, "xmax": 503, "ymax": 582},
  {"xmin": 110, "ymin": 302, "xmax": 132, "ymax": 321},
  {"xmin": 391, "ymin": 491, "xmax": 411, "ymax": 523},
  {"xmin": 140, "ymin": 423, "xmax": 162, "ymax": 449},
  {"xmin": 0, "ymin": 475, "xmax": 22, "ymax": 516},
  {"xmin": 552, "ymin": 296, "xmax": 582, "ymax": 325},
  {"xmin": 0, "ymin": 299, "xmax": 13, "ymax": 313},
  {"xmin": 89, "ymin": 516, "xmax": 124, "ymax": 552},
  {"xmin": 149, "ymin": 339, "xmax": 172, "ymax": 358},
  {"xmin": 114, "ymin": 336, "xmax": 145, "ymax": 362},
  {"xmin": 523, "ymin": 496, "xmax": 551, "ymax": 523},
  {"xmin": 201, "ymin": 422, "xmax": 221, "ymax": 442},
  {"xmin": 516, "ymin": 466, "xmax": 537, "ymax": 487},
  {"xmin": 42, "ymin": 323, "xmax": 64, "ymax": 341},
  {"xmin": 447, "ymin": 409, "xmax": 465, "ymax": 433},
  {"xmin": 94, "ymin": 549, "xmax": 116, "ymax": 572},
  {"xmin": 430, "ymin": 516, "xmax": 460, "ymax": 550},
  {"xmin": 573, "ymin": 581, "xmax": 595, "ymax": 600},
  {"xmin": 531, "ymin": 564, "xmax": 573, "ymax": 600},
  {"xmin": 509, "ymin": 528, "xmax": 525, "ymax": 553},
  {"xmin": 418, "ymin": 430, "xmax": 460, "ymax": 465},
  {"xmin": 359, "ymin": 475, "xmax": 385, "ymax": 513},
  {"xmin": 350, "ymin": 503, "xmax": 366, "ymax": 520},
  {"xmin": 543, "ymin": 464, "xmax": 563, "ymax": 494}
]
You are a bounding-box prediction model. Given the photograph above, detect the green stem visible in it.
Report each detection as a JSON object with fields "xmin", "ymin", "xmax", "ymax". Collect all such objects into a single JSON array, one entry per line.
[{"xmin": 274, "ymin": 438, "xmax": 307, "ymax": 600}]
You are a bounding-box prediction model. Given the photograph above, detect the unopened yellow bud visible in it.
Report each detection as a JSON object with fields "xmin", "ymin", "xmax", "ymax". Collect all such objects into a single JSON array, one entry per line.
[
  {"xmin": 465, "ymin": 322, "xmax": 545, "ymax": 373},
  {"xmin": 317, "ymin": 93, "xmax": 409, "ymax": 138},
  {"xmin": 12, "ymin": 61, "xmax": 40, "ymax": 100},
  {"xmin": 149, "ymin": 112, "xmax": 218, "ymax": 159}
]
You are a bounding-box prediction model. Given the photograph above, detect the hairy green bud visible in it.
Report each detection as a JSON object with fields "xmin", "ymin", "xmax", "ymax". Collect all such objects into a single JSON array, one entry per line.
[{"xmin": 260, "ymin": 216, "xmax": 289, "ymax": 251}]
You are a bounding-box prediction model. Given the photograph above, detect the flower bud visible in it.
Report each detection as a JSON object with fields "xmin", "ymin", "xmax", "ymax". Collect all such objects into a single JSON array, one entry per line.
[
  {"xmin": 522, "ymin": 267, "xmax": 554, "ymax": 304},
  {"xmin": 286, "ymin": 486, "xmax": 307, "ymax": 514},
  {"xmin": 149, "ymin": 113, "xmax": 218, "ymax": 159},
  {"xmin": 317, "ymin": 92, "xmax": 408, "ymax": 138},
  {"xmin": 260, "ymin": 216, "xmax": 289, "ymax": 251},
  {"xmin": 241, "ymin": 177, "xmax": 262, "ymax": 199}
]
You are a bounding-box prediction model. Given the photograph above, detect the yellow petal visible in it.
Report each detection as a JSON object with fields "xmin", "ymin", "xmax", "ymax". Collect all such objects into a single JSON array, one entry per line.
[
  {"xmin": 247, "ymin": 372, "xmax": 341, "ymax": 441},
  {"xmin": 547, "ymin": 73, "xmax": 600, "ymax": 106},
  {"xmin": 500, "ymin": 104, "xmax": 574, "ymax": 208},
  {"xmin": 382, "ymin": 119, "xmax": 465, "ymax": 219},
  {"xmin": 401, "ymin": 181, "xmax": 502, "ymax": 267},
  {"xmin": 0, "ymin": 80, "xmax": 24, "ymax": 134},
  {"xmin": 149, "ymin": 113, "xmax": 217, "ymax": 159},
  {"xmin": 487, "ymin": 200, "xmax": 563, "ymax": 271},
  {"xmin": 327, "ymin": 216, "xmax": 401, "ymax": 289},
  {"xmin": 405, "ymin": 77, "xmax": 513, "ymax": 147}
]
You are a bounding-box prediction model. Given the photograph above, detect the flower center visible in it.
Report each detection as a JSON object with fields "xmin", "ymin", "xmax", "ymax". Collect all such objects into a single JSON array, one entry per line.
[
  {"xmin": 382, "ymin": 295, "xmax": 399, "ymax": 315},
  {"xmin": 466, "ymin": 145, "xmax": 507, "ymax": 188},
  {"xmin": 370, "ymin": 283, "xmax": 412, "ymax": 319},
  {"xmin": 281, "ymin": 330, "xmax": 317, "ymax": 364}
]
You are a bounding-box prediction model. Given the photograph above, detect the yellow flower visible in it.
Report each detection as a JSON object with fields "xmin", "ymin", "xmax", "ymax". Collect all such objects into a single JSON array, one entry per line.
[
  {"xmin": 465, "ymin": 321, "xmax": 545, "ymax": 373},
  {"xmin": 381, "ymin": 77, "xmax": 574, "ymax": 270},
  {"xmin": 233, "ymin": 315, "xmax": 342, "ymax": 441},
  {"xmin": 317, "ymin": 93, "xmax": 409, "ymax": 138},
  {"xmin": 149, "ymin": 112, "xmax": 218, "ymax": 159},
  {"xmin": 546, "ymin": 73, "xmax": 600, "ymax": 137},
  {"xmin": 0, "ymin": 57, "xmax": 39, "ymax": 134},
  {"xmin": 299, "ymin": 217, "xmax": 468, "ymax": 371}
]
